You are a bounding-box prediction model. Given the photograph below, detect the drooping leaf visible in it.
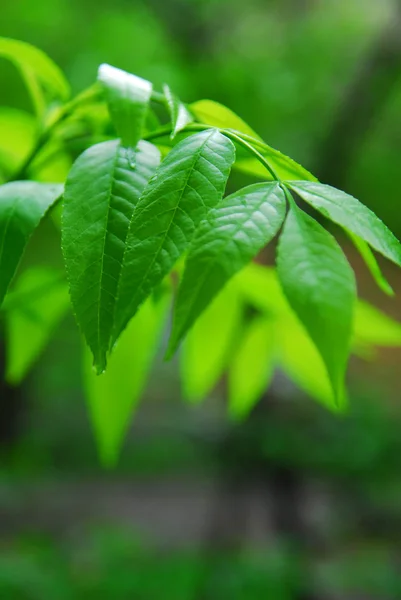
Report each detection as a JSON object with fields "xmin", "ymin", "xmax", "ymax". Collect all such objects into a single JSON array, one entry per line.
[
  {"xmin": 190, "ymin": 99, "xmax": 261, "ymax": 139},
  {"xmin": 288, "ymin": 181, "xmax": 401, "ymax": 267},
  {"xmin": 84, "ymin": 292, "xmax": 169, "ymax": 467},
  {"xmin": 0, "ymin": 108, "xmax": 36, "ymax": 180},
  {"xmin": 113, "ymin": 129, "xmax": 236, "ymax": 345},
  {"xmin": 348, "ymin": 232, "xmax": 394, "ymax": 296},
  {"xmin": 168, "ymin": 182, "xmax": 286, "ymax": 355},
  {"xmin": 0, "ymin": 181, "xmax": 63, "ymax": 307},
  {"xmin": 163, "ymin": 84, "xmax": 192, "ymax": 139},
  {"xmin": 181, "ymin": 281, "xmax": 241, "ymax": 403},
  {"xmin": 234, "ymin": 151, "xmax": 317, "ymax": 183},
  {"xmin": 0, "ymin": 37, "xmax": 70, "ymax": 114},
  {"xmin": 4, "ymin": 268, "xmax": 69, "ymax": 385},
  {"xmin": 275, "ymin": 312, "xmax": 336, "ymax": 409},
  {"xmin": 277, "ymin": 202, "xmax": 356, "ymax": 407},
  {"xmin": 62, "ymin": 139, "xmax": 160, "ymax": 372},
  {"xmin": 98, "ymin": 64, "xmax": 152, "ymax": 148},
  {"xmin": 354, "ymin": 301, "xmax": 401, "ymax": 347},
  {"xmin": 228, "ymin": 316, "xmax": 275, "ymax": 421}
]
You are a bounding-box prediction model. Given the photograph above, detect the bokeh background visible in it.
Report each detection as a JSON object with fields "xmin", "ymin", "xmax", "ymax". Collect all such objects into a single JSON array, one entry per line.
[{"xmin": 1, "ymin": 0, "xmax": 401, "ymax": 598}]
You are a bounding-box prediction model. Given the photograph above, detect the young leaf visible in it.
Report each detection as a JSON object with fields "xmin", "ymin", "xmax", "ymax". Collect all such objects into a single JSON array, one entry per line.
[
  {"xmin": 4, "ymin": 268, "xmax": 70, "ymax": 385},
  {"xmin": 163, "ymin": 84, "xmax": 192, "ymax": 139},
  {"xmin": 62, "ymin": 139, "xmax": 160, "ymax": 372},
  {"xmin": 288, "ymin": 181, "xmax": 401, "ymax": 267},
  {"xmin": 0, "ymin": 108, "xmax": 36, "ymax": 179},
  {"xmin": 190, "ymin": 99, "xmax": 261, "ymax": 139},
  {"xmin": 113, "ymin": 129, "xmax": 236, "ymax": 345},
  {"xmin": 181, "ymin": 281, "xmax": 241, "ymax": 403},
  {"xmin": 0, "ymin": 37, "xmax": 70, "ymax": 114},
  {"xmin": 98, "ymin": 64, "xmax": 152, "ymax": 149},
  {"xmin": 0, "ymin": 181, "xmax": 63, "ymax": 307},
  {"xmin": 228, "ymin": 316, "xmax": 275, "ymax": 421},
  {"xmin": 348, "ymin": 233, "xmax": 394, "ymax": 296},
  {"xmin": 84, "ymin": 292, "xmax": 169, "ymax": 467},
  {"xmin": 354, "ymin": 301, "xmax": 401, "ymax": 347},
  {"xmin": 168, "ymin": 182, "xmax": 286, "ymax": 354},
  {"xmin": 234, "ymin": 152, "xmax": 316, "ymax": 183},
  {"xmin": 277, "ymin": 202, "xmax": 356, "ymax": 406},
  {"xmin": 275, "ymin": 312, "xmax": 336, "ymax": 410}
]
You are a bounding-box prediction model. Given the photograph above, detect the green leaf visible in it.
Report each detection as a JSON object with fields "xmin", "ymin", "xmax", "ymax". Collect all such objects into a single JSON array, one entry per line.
[
  {"xmin": 181, "ymin": 281, "xmax": 241, "ymax": 403},
  {"xmin": 84, "ymin": 292, "xmax": 169, "ymax": 467},
  {"xmin": 228, "ymin": 316, "xmax": 275, "ymax": 421},
  {"xmin": 62, "ymin": 139, "xmax": 160, "ymax": 372},
  {"xmin": 277, "ymin": 202, "xmax": 356, "ymax": 407},
  {"xmin": 98, "ymin": 64, "xmax": 152, "ymax": 148},
  {"xmin": 168, "ymin": 182, "xmax": 286, "ymax": 354},
  {"xmin": 275, "ymin": 312, "xmax": 336, "ymax": 410},
  {"xmin": 0, "ymin": 181, "xmax": 63, "ymax": 307},
  {"xmin": 190, "ymin": 99, "xmax": 261, "ymax": 139},
  {"xmin": 4, "ymin": 268, "xmax": 69, "ymax": 385},
  {"xmin": 354, "ymin": 300, "xmax": 401, "ymax": 347},
  {"xmin": 0, "ymin": 108, "xmax": 36, "ymax": 180},
  {"xmin": 288, "ymin": 181, "xmax": 401, "ymax": 267},
  {"xmin": 0, "ymin": 37, "xmax": 70, "ymax": 114},
  {"xmin": 113, "ymin": 129, "xmax": 236, "ymax": 345},
  {"xmin": 349, "ymin": 233, "xmax": 394, "ymax": 296},
  {"xmin": 163, "ymin": 84, "xmax": 192, "ymax": 139},
  {"xmin": 234, "ymin": 151, "xmax": 316, "ymax": 183}
]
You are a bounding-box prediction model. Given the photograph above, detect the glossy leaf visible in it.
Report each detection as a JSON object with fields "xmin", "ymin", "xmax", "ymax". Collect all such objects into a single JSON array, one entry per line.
[
  {"xmin": 0, "ymin": 181, "xmax": 63, "ymax": 307},
  {"xmin": 349, "ymin": 232, "xmax": 394, "ymax": 296},
  {"xmin": 163, "ymin": 84, "xmax": 192, "ymax": 138},
  {"xmin": 181, "ymin": 281, "xmax": 241, "ymax": 403},
  {"xmin": 0, "ymin": 37, "xmax": 70, "ymax": 114},
  {"xmin": 4, "ymin": 268, "xmax": 69, "ymax": 385},
  {"xmin": 288, "ymin": 181, "xmax": 401, "ymax": 267},
  {"xmin": 98, "ymin": 64, "xmax": 152, "ymax": 148},
  {"xmin": 84, "ymin": 292, "xmax": 169, "ymax": 467},
  {"xmin": 277, "ymin": 203, "xmax": 356, "ymax": 406},
  {"xmin": 113, "ymin": 129, "xmax": 236, "ymax": 344},
  {"xmin": 228, "ymin": 316, "xmax": 275, "ymax": 420},
  {"xmin": 168, "ymin": 182, "xmax": 286, "ymax": 354},
  {"xmin": 62, "ymin": 139, "xmax": 160, "ymax": 372}
]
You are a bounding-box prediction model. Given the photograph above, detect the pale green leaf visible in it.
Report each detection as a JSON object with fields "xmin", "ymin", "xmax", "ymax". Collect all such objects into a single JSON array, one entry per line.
[
  {"xmin": 168, "ymin": 182, "xmax": 286, "ymax": 354},
  {"xmin": 62, "ymin": 139, "xmax": 160, "ymax": 372},
  {"xmin": 234, "ymin": 152, "xmax": 317, "ymax": 183},
  {"xmin": 0, "ymin": 181, "xmax": 63, "ymax": 307},
  {"xmin": 228, "ymin": 316, "xmax": 275, "ymax": 421},
  {"xmin": 181, "ymin": 281, "xmax": 241, "ymax": 403},
  {"xmin": 163, "ymin": 84, "xmax": 192, "ymax": 139},
  {"xmin": 0, "ymin": 37, "xmax": 70, "ymax": 114},
  {"xmin": 349, "ymin": 232, "xmax": 394, "ymax": 296},
  {"xmin": 84, "ymin": 292, "xmax": 169, "ymax": 467},
  {"xmin": 235, "ymin": 263, "xmax": 289, "ymax": 316},
  {"xmin": 113, "ymin": 129, "xmax": 236, "ymax": 345},
  {"xmin": 190, "ymin": 99, "xmax": 261, "ymax": 139},
  {"xmin": 4, "ymin": 268, "xmax": 69, "ymax": 385},
  {"xmin": 0, "ymin": 108, "xmax": 36, "ymax": 180},
  {"xmin": 275, "ymin": 312, "xmax": 336, "ymax": 410},
  {"xmin": 288, "ymin": 181, "xmax": 401, "ymax": 267},
  {"xmin": 98, "ymin": 64, "xmax": 152, "ymax": 148},
  {"xmin": 354, "ymin": 301, "xmax": 401, "ymax": 347},
  {"xmin": 277, "ymin": 203, "xmax": 356, "ymax": 407}
]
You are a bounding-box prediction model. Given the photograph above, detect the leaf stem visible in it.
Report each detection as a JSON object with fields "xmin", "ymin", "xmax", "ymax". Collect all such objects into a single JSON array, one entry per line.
[{"xmin": 221, "ymin": 129, "xmax": 280, "ymax": 181}]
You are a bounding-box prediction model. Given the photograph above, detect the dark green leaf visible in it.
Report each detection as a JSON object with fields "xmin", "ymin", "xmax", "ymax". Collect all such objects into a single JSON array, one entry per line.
[
  {"xmin": 277, "ymin": 202, "xmax": 356, "ymax": 406},
  {"xmin": 113, "ymin": 129, "xmax": 236, "ymax": 345},
  {"xmin": 288, "ymin": 181, "xmax": 401, "ymax": 267},
  {"xmin": 163, "ymin": 84, "xmax": 192, "ymax": 139},
  {"xmin": 0, "ymin": 181, "xmax": 63, "ymax": 306},
  {"xmin": 62, "ymin": 139, "xmax": 160, "ymax": 372},
  {"xmin": 168, "ymin": 182, "xmax": 286, "ymax": 354},
  {"xmin": 98, "ymin": 64, "xmax": 152, "ymax": 148}
]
